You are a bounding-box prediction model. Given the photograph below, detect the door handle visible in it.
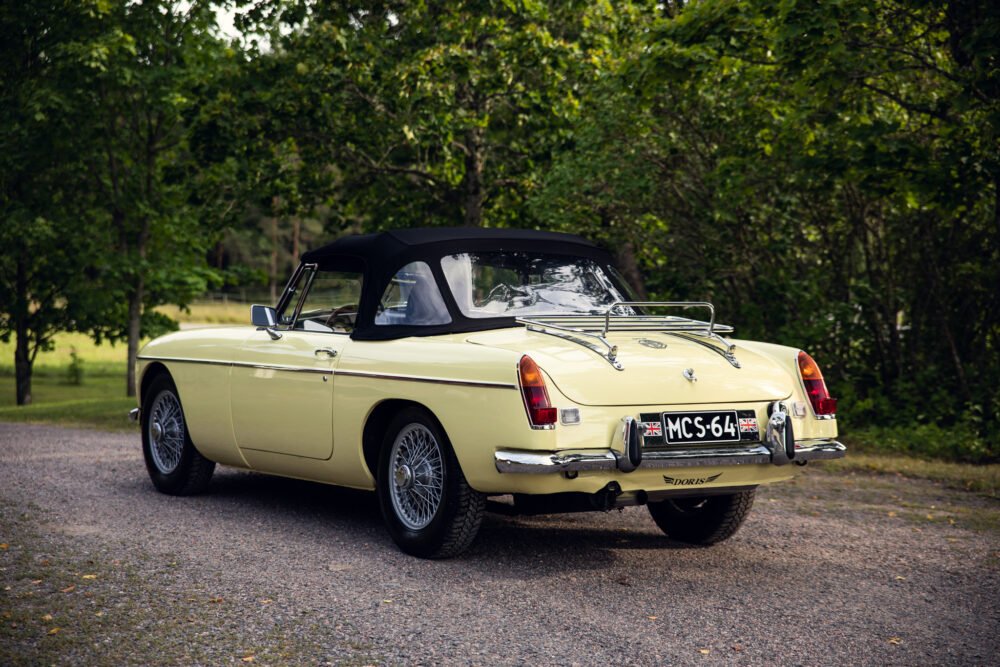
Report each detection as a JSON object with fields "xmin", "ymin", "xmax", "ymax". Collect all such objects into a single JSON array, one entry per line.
[{"xmin": 314, "ymin": 348, "xmax": 338, "ymax": 359}]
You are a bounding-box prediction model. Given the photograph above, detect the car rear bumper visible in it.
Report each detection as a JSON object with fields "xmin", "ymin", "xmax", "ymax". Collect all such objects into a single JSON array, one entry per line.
[{"xmin": 494, "ymin": 438, "xmax": 845, "ymax": 474}]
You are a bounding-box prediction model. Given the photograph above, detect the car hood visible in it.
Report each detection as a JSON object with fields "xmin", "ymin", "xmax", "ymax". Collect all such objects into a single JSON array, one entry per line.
[{"xmin": 466, "ymin": 328, "xmax": 794, "ymax": 406}]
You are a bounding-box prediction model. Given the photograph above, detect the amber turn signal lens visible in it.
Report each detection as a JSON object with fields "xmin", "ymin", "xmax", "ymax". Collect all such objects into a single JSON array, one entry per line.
[
  {"xmin": 797, "ymin": 351, "xmax": 837, "ymax": 416},
  {"xmin": 519, "ymin": 355, "xmax": 557, "ymax": 427}
]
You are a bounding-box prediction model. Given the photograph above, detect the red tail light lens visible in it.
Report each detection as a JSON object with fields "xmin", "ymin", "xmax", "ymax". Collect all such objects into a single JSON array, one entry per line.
[
  {"xmin": 518, "ymin": 355, "xmax": 557, "ymax": 428},
  {"xmin": 797, "ymin": 351, "xmax": 837, "ymax": 416}
]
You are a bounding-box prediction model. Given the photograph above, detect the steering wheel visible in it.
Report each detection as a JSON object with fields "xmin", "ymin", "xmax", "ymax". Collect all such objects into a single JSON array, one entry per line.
[
  {"xmin": 485, "ymin": 282, "xmax": 529, "ymax": 304},
  {"xmin": 325, "ymin": 304, "xmax": 358, "ymax": 329}
]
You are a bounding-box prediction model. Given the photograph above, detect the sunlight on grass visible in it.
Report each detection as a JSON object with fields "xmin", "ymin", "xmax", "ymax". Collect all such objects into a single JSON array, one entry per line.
[
  {"xmin": 824, "ymin": 453, "xmax": 1000, "ymax": 497},
  {"xmin": 0, "ymin": 332, "xmax": 129, "ymax": 377},
  {"xmin": 154, "ymin": 300, "xmax": 252, "ymax": 324}
]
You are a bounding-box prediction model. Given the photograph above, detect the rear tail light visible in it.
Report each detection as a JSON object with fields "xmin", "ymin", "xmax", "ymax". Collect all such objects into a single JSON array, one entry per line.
[
  {"xmin": 518, "ymin": 355, "xmax": 557, "ymax": 428},
  {"xmin": 797, "ymin": 351, "xmax": 837, "ymax": 416}
]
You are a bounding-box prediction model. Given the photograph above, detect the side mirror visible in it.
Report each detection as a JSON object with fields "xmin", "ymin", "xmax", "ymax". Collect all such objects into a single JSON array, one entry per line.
[{"xmin": 251, "ymin": 304, "xmax": 277, "ymax": 328}]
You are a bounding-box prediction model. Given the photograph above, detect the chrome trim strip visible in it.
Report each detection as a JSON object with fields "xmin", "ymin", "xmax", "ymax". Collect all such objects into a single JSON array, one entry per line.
[
  {"xmin": 251, "ymin": 363, "xmax": 330, "ymax": 374},
  {"xmin": 139, "ymin": 356, "xmax": 517, "ymax": 389},
  {"xmin": 137, "ymin": 355, "xmax": 329, "ymax": 374},
  {"xmin": 335, "ymin": 369, "xmax": 517, "ymax": 390},
  {"xmin": 137, "ymin": 355, "xmax": 232, "ymax": 368},
  {"xmin": 494, "ymin": 439, "xmax": 846, "ymax": 474}
]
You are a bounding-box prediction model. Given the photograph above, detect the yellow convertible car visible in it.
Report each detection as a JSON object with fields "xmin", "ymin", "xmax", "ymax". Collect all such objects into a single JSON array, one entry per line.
[{"xmin": 132, "ymin": 228, "xmax": 844, "ymax": 558}]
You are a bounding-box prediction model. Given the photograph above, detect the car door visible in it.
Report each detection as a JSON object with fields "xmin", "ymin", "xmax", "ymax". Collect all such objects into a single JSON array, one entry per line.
[{"xmin": 231, "ymin": 266, "xmax": 362, "ymax": 460}]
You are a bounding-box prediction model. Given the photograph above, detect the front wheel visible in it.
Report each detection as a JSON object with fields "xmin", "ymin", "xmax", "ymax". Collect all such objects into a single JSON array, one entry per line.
[
  {"xmin": 141, "ymin": 374, "xmax": 215, "ymax": 495},
  {"xmin": 376, "ymin": 408, "xmax": 484, "ymax": 558},
  {"xmin": 647, "ymin": 489, "xmax": 756, "ymax": 545}
]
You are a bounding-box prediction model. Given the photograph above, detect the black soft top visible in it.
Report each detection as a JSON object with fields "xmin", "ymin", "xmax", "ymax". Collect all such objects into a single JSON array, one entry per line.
[{"xmin": 294, "ymin": 227, "xmax": 618, "ymax": 340}]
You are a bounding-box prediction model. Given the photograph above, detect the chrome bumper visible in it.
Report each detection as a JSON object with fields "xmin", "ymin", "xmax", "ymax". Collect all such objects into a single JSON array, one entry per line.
[
  {"xmin": 128, "ymin": 408, "xmax": 140, "ymax": 422},
  {"xmin": 494, "ymin": 439, "xmax": 846, "ymax": 474}
]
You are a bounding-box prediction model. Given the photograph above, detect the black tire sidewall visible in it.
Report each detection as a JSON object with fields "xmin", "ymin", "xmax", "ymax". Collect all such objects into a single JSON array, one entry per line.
[
  {"xmin": 648, "ymin": 490, "xmax": 754, "ymax": 545},
  {"xmin": 376, "ymin": 407, "xmax": 460, "ymax": 558},
  {"xmin": 141, "ymin": 374, "xmax": 200, "ymax": 495}
]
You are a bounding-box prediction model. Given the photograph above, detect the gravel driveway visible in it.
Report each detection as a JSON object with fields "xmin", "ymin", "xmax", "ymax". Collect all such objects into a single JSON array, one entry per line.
[{"xmin": 2, "ymin": 423, "xmax": 998, "ymax": 666}]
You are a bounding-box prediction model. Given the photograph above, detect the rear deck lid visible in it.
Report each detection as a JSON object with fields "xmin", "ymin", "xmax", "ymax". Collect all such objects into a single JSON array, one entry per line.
[{"xmin": 467, "ymin": 329, "xmax": 793, "ymax": 406}]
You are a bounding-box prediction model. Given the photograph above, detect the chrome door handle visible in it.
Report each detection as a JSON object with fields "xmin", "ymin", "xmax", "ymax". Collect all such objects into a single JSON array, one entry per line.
[{"xmin": 314, "ymin": 348, "xmax": 338, "ymax": 359}]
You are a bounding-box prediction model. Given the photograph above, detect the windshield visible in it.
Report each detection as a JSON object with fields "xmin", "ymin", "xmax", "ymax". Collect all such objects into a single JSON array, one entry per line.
[{"xmin": 441, "ymin": 252, "xmax": 628, "ymax": 318}]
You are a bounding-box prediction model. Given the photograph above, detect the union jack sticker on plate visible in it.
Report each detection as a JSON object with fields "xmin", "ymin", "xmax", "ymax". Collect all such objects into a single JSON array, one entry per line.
[
  {"xmin": 739, "ymin": 417, "xmax": 759, "ymax": 433},
  {"xmin": 641, "ymin": 421, "xmax": 663, "ymax": 437}
]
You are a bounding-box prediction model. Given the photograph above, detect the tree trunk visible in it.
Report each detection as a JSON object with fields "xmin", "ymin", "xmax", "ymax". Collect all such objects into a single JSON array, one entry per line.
[
  {"xmin": 126, "ymin": 274, "xmax": 144, "ymax": 397},
  {"xmin": 615, "ymin": 241, "xmax": 648, "ymax": 300},
  {"xmin": 269, "ymin": 216, "xmax": 279, "ymax": 302},
  {"xmin": 463, "ymin": 127, "xmax": 484, "ymax": 227},
  {"xmin": 14, "ymin": 254, "xmax": 32, "ymax": 405},
  {"xmin": 291, "ymin": 218, "xmax": 301, "ymax": 265}
]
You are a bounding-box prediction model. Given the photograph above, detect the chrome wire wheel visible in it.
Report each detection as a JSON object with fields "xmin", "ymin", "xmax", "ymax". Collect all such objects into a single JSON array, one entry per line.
[
  {"xmin": 388, "ymin": 423, "xmax": 445, "ymax": 531},
  {"xmin": 148, "ymin": 390, "xmax": 185, "ymax": 474}
]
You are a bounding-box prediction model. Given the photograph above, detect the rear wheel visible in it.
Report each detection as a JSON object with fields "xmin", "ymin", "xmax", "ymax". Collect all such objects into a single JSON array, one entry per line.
[
  {"xmin": 647, "ymin": 489, "xmax": 756, "ymax": 545},
  {"xmin": 377, "ymin": 407, "xmax": 484, "ymax": 558},
  {"xmin": 141, "ymin": 374, "xmax": 215, "ymax": 495}
]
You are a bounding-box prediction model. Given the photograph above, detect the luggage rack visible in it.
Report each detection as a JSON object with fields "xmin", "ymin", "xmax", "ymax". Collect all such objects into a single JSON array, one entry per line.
[{"xmin": 516, "ymin": 301, "xmax": 740, "ymax": 371}]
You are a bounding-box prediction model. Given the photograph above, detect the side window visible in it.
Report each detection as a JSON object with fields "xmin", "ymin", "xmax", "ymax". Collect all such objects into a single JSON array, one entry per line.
[
  {"xmin": 284, "ymin": 268, "xmax": 363, "ymax": 334},
  {"xmin": 375, "ymin": 261, "xmax": 451, "ymax": 326}
]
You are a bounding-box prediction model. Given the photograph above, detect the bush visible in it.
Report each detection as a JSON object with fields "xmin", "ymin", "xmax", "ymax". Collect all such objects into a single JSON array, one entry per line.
[{"xmin": 64, "ymin": 348, "xmax": 84, "ymax": 386}]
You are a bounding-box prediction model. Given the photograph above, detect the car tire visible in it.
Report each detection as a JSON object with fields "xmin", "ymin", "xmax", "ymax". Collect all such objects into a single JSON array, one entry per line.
[
  {"xmin": 647, "ymin": 489, "xmax": 756, "ymax": 545},
  {"xmin": 376, "ymin": 407, "xmax": 485, "ymax": 559},
  {"xmin": 141, "ymin": 374, "xmax": 215, "ymax": 495}
]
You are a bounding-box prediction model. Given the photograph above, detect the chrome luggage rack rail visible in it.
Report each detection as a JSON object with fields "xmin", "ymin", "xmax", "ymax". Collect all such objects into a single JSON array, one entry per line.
[{"xmin": 516, "ymin": 301, "xmax": 740, "ymax": 371}]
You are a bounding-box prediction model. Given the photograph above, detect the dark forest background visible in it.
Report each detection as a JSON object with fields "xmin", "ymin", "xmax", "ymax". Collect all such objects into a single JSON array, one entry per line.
[{"xmin": 2, "ymin": 0, "xmax": 998, "ymax": 460}]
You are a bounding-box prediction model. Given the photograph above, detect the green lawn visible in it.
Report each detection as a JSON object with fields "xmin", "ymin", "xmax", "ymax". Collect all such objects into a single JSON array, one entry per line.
[
  {"xmin": 0, "ymin": 374, "xmax": 137, "ymax": 432},
  {"xmin": 0, "ymin": 331, "xmax": 130, "ymax": 377}
]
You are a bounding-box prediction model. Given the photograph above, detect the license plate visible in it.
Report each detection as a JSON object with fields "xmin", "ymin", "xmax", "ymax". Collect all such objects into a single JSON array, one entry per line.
[{"xmin": 661, "ymin": 410, "xmax": 741, "ymax": 445}]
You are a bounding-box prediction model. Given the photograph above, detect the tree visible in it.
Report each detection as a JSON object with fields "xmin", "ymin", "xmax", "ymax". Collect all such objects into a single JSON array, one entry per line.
[
  {"xmin": 0, "ymin": 0, "xmax": 113, "ymax": 404},
  {"xmin": 77, "ymin": 0, "xmax": 227, "ymax": 396}
]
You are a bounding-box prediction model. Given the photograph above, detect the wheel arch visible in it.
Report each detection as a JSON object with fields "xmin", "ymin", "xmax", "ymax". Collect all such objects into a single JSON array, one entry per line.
[
  {"xmin": 362, "ymin": 399, "xmax": 450, "ymax": 481},
  {"xmin": 139, "ymin": 361, "xmax": 171, "ymax": 407}
]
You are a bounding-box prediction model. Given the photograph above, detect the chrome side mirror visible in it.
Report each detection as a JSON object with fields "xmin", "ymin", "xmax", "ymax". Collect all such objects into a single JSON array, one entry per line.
[{"xmin": 251, "ymin": 304, "xmax": 277, "ymax": 327}]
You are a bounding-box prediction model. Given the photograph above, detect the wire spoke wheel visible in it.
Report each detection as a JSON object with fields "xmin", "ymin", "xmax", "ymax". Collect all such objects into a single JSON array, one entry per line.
[
  {"xmin": 148, "ymin": 390, "xmax": 186, "ymax": 474},
  {"xmin": 388, "ymin": 423, "xmax": 444, "ymax": 530}
]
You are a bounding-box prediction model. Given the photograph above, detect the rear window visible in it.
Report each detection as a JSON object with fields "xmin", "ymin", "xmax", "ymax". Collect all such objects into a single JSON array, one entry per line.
[{"xmin": 441, "ymin": 252, "xmax": 626, "ymax": 319}]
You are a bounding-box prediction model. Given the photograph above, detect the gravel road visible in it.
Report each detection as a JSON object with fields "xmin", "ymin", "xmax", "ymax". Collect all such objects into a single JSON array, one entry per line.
[{"xmin": 2, "ymin": 423, "xmax": 998, "ymax": 666}]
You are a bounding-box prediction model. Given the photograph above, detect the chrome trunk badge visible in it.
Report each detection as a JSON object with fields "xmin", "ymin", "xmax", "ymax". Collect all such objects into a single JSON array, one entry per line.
[
  {"xmin": 638, "ymin": 338, "xmax": 667, "ymax": 350},
  {"xmin": 683, "ymin": 368, "xmax": 697, "ymax": 382}
]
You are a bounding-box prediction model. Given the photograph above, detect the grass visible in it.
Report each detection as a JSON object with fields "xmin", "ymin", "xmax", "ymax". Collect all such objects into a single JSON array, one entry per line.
[
  {"xmin": 0, "ymin": 332, "xmax": 129, "ymax": 377},
  {"xmin": 0, "ymin": 375, "xmax": 137, "ymax": 432},
  {"xmin": 822, "ymin": 452, "xmax": 1000, "ymax": 498}
]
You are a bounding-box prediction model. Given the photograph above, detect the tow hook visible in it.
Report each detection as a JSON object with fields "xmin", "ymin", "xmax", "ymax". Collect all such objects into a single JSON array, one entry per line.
[{"xmin": 766, "ymin": 401, "xmax": 795, "ymax": 465}]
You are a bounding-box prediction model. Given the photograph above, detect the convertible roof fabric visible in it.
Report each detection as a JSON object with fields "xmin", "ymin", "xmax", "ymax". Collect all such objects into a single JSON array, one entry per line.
[
  {"xmin": 301, "ymin": 227, "xmax": 606, "ymax": 266},
  {"xmin": 295, "ymin": 227, "xmax": 618, "ymax": 341}
]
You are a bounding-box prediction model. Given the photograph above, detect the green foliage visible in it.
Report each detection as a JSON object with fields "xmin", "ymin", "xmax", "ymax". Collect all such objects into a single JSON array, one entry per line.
[
  {"xmin": 845, "ymin": 423, "xmax": 994, "ymax": 466},
  {"xmin": 534, "ymin": 0, "xmax": 1000, "ymax": 447}
]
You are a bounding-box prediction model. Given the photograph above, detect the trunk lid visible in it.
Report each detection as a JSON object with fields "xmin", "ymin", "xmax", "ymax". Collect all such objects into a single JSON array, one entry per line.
[{"xmin": 467, "ymin": 328, "xmax": 793, "ymax": 406}]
